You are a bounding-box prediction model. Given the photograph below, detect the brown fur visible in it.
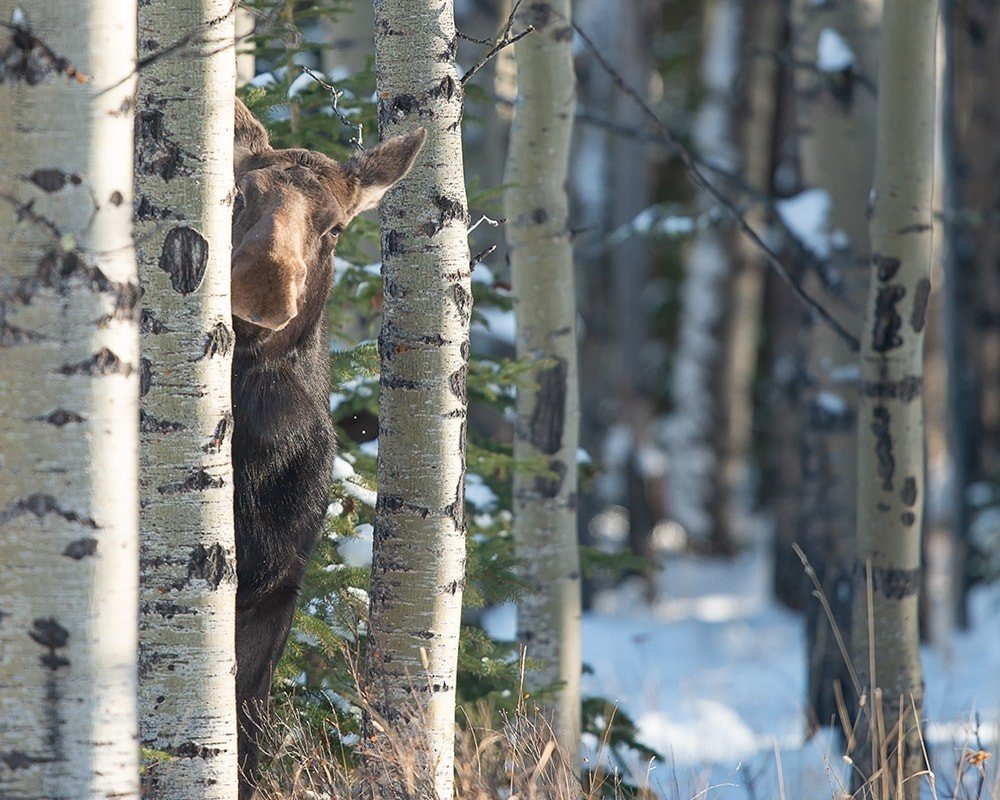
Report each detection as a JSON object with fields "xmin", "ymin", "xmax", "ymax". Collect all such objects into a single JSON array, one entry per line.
[{"xmin": 232, "ymin": 99, "xmax": 425, "ymax": 330}]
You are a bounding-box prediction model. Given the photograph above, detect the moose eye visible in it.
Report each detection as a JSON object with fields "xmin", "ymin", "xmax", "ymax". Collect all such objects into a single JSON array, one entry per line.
[{"xmin": 327, "ymin": 224, "xmax": 343, "ymax": 237}]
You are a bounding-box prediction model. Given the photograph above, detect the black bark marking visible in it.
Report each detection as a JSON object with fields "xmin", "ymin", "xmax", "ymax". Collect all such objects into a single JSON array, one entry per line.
[
  {"xmin": 140, "ymin": 357, "xmax": 152, "ymax": 396},
  {"xmin": 202, "ymin": 413, "xmax": 233, "ymax": 453},
  {"xmin": 529, "ymin": 358, "xmax": 567, "ymax": 455},
  {"xmin": 139, "ymin": 409, "xmax": 184, "ymax": 434},
  {"xmin": 534, "ymin": 458, "xmax": 567, "ymax": 499},
  {"xmin": 872, "ymin": 285, "xmax": 906, "ymax": 352},
  {"xmin": 136, "ymin": 195, "xmax": 180, "ymax": 221},
  {"xmin": 384, "ymin": 230, "xmax": 405, "ymax": 257},
  {"xmin": 874, "ymin": 254, "xmax": 901, "ymax": 281},
  {"xmin": 58, "ymin": 347, "xmax": 131, "ymax": 377},
  {"xmin": 159, "ymin": 226, "xmax": 208, "ymax": 295},
  {"xmin": 451, "ymin": 283, "xmax": 471, "ymax": 324},
  {"xmin": 860, "ymin": 376, "xmax": 922, "ymax": 403},
  {"xmin": 897, "ymin": 223, "xmax": 931, "ymax": 235},
  {"xmin": 141, "ymin": 600, "xmax": 197, "ymax": 619},
  {"xmin": 39, "ymin": 409, "xmax": 84, "ymax": 426},
  {"xmin": 2, "ymin": 750, "xmax": 55, "ymax": 769},
  {"xmin": 0, "ymin": 22, "xmax": 76, "ymax": 85},
  {"xmin": 185, "ymin": 543, "xmax": 233, "ymax": 589},
  {"xmin": 854, "ymin": 562, "xmax": 921, "ymax": 600},
  {"xmin": 29, "ymin": 618, "xmax": 70, "ymax": 670},
  {"xmin": 17, "ymin": 250, "xmax": 140, "ymax": 322},
  {"xmin": 0, "ymin": 494, "xmax": 97, "ymax": 527},
  {"xmin": 901, "ymin": 476, "xmax": 918, "ymax": 507},
  {"xmin": 383, "ymin": 375, "xmax": 422, "ymax": 390},
  {"xmin": 109, "ymin": 190, "xmax": 124, "ymax": 206},
  {"xmin": 136, "ymin": 106, "xmax": 187, "ymax": 181},
  {"xmin": 449, "ymin": 365, "xmax": 468, "ymax": 403},
  {"xmin": 157, "ymin": 468, "xmax": 224, "ymax": 495},
  {"xmin": 201, "ymin": 321, "xmax": 233, "ymax": 359},
  {"xmin": 871, "ymin": 405, "xmax": 894, "ymax": 491},
  {"xmin": 901, "ymin": 511, "xmax": 916, "ymax": 526},
  {"xmin": 27, "ymin": 169, "xmax": 79, "ymax": 193},
  {"xmin": 63, "ymin": 537, "xmax": 97, "ymax": 560},
  {"xmin": 159, "ymin": 742, "xmax": 222, "ymax": 759},
  {"xmin": 910, "ymin": 278, "xmax": 931, "ymax": 332},
  {"xmin": 140, "ymin": 307, "xmax": 170, "ymax": 334}
]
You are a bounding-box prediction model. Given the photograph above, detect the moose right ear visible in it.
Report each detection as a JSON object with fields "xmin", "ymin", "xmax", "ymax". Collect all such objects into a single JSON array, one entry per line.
[{"xmin": 235, "ymin": 97, "xmax": 270, "ymax": 173}]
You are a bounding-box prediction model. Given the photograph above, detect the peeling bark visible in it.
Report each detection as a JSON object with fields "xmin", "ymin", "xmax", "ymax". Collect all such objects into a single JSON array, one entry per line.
[{"xmin": 0, "ymin": 3, "xmax": 140, "ymax": 796}]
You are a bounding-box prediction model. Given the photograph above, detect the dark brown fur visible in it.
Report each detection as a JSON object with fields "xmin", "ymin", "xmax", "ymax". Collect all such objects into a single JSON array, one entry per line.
[{"xmin": 231, "ymin": 98, "xmax": 424, "ymax": 798}]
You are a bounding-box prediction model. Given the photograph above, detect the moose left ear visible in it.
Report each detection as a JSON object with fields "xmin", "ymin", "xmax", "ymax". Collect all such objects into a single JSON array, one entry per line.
[{"xmin": 346, "ymin": 127, "xmax": 427, "ymax": 214}]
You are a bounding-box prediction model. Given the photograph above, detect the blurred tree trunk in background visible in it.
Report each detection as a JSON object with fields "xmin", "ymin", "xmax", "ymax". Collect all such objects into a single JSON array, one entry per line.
[
  {"xmin": 665, "ymin": 0, "xmax": 741, "ymax": 554},
  {"xmin": 320, "ymin": 1, "xmax": 373, "ymax": 77},
  {"xmin": 236, "ymin": 5, "xmax": 256, "ymax": 86},
  {"xmin": 950, "ymin": 0, "xmax": 1000, "ymax": 616},
  {"xmin": 953, "ymin": 0, "xmax": 1000, "ymax": 487},
  {"xmin": 134, "ymin": 3, "xmax": 240, "ymax": 796},
  {"xmin": 0, "ymin": 3, "xmax": 140, "ymax": 796},
  {"xmin": 850, "ymin": 0, "xmax": 936, "ymax": 790},
  {"xmin": 364, "ymin": 2, "xmax": 471, "ymax": 797},
  {"xmin": 505, "ymin": 0, "xmax": 582, "ymax": 764},
  {"xmin": 710, "ymin": 0, "xmax": 783, "ymax": 554},
  {"xmin": 791, "ymin": 0, "xmax": 881, "ymax": 736}
]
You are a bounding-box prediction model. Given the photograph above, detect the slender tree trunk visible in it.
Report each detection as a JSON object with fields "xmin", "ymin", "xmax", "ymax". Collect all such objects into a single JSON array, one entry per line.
[
  {"xmin": 850, "ymin": 1, "xmax": 936, "ymax": 793},
  {"xmin": 792, "ymin": 0, "xmax": 881, "ymax": 737},
  {"xmin": 0, "ymin": 3, "xmax": 140, "ymax": 796},
  {"xmin": 505, "ymin": 0, "xmax": 581, "ymax": 765},
  {"xmin": 134, "ymin": 4, "xmax": 239, "ymax": 797},
  {"xmin": 665, "ymin": 0, "xmax": 741, "ymax": 551},
  {"xmin": 236, "ymin": 6, "xmax": 256, "ymax": 87},
  {"xmin": 711, "ymin": 0, "xmax": 783, "ymax": 553},
  {"xmin": 364, "ymin": 2, "xmax": 471, "ymax": 797}
]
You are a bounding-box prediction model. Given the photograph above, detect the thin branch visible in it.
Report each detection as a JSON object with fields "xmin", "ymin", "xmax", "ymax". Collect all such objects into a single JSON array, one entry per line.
[
  {"xmin": 570, "ymin": 18, "xmax": 861, "ymax": 352},
  {"xmin": 460, "ymin": 0, "xmax": 535, "ymax": 85},
  {"xmin": 299, "ymin": 66, "xmax": 365, "ymax": 151}
]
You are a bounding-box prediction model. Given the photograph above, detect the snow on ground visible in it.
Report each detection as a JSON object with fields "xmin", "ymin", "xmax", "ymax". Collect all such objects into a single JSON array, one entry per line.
[{"xmin": 482, "ymin": 541, "xmax": 1000, "ymax": 798}]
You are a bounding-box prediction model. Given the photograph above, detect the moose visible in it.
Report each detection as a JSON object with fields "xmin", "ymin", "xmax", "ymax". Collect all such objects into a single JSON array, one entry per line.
[{"xmin": 231, "ymin": 98, "xmax": 425, "ymax": 798}]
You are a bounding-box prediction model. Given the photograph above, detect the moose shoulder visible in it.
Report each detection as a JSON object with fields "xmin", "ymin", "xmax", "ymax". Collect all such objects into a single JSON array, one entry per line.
[{"xmin": 230, "ymin": 97, "xmax": 424, "ymax": 799}]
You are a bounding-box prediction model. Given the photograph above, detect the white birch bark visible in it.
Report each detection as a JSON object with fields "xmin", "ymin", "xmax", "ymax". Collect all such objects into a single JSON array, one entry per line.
[
  {"xmin": 851, "ymin": 0, "xmax": 936, "ymax": 792},
  {"xmin": 364, "ymin": 2, "xmax": 471, "ymax": 797},
  {"xmin": 664, "ymin": 0, "xmax": 741, "ymax": 547},
  {"xmin": 505, "ymin": 0, "xmax": 581, "ymax": 764},
  {"xmin": 0, "ymin": 2, "xmax": 140, "ymax": 796},
  {"xmin": 792, "ymin": 0, "xmax": 881, "ymax": 735},
  {"xmin": 135, "ymin": 4, "xmax": 239, "ymax": 797}
]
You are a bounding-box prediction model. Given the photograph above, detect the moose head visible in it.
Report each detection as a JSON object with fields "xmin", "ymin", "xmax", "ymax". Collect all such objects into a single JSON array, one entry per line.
[{"xmin": 231, "ymin": 98, "xmax": 426, "ymax": 332}]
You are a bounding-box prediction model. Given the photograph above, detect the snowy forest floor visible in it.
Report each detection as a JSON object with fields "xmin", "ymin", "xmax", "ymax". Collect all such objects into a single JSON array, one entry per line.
[{"xmin": 483, "ymin": 536, "xmax": 1000, "ymax": 799}]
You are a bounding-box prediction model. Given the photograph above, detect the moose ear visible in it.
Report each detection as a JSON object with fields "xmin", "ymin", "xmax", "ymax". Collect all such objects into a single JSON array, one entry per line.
[
  {"xmin": 346, "ymin": 128, "xmax": 427, "ymax": 214},
  {"xmin": 235, "ymin": 97, "xmax": 270, "ymax": 173}
]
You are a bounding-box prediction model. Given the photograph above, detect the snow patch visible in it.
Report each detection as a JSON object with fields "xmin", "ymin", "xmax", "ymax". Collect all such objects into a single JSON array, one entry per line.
[
  {"xmin": 466, "ymin": 473, "xmax": 498, "ymax": 511},
  {"xmin": 817, "ymin": 28, "xmax": 856, "ymax": 73},
  {"xmin": 776, "ymin": 189, "xmax": 833, "ymax": 259}
]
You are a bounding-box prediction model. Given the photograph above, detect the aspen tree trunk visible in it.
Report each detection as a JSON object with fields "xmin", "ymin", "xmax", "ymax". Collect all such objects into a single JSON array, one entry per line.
[
  {"xmin": 364, "ymin": 2, "xmax": 471, "ymax": 797},
  {"xmin": 792, "ymin": 0, "xmax": 881, "ymax": 736},
  {"xmin": 711, "ymin": 0, "xmax": 783, "ymax": 553},
  {"xmin": 504, "ymin": 0, "xmax": 581, "ymax": 765},
  {"xmin": 0, "ymin": 3, "xmax": 140, "ymax": 797},
  {"xmin": 665, "ymin": 0, "xmax": 741, "ymax": 549},
  {"xmin": 135, "ymin": 4, "xmax": 239, "ymax": 797},
  {"xmin": 851, "ymin": 1, "xmax": 936, "ymax": 792},
  {"xmin": 236, "ymin": 6, "xmax": 256, "ymax": 87}
]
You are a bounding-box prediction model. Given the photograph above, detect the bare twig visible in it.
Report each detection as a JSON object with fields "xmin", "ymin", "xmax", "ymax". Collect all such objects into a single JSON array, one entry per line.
[
  {"xmin": 460, "ymin": 0, "xmax": 535, "ymax": 85},
  {"xmin": 570, "ymin": 18, "xmax": 861, "ymax": 352},
  {"xmin": 299, "ymin": 66, "xmax": 365, "ymax": 151}
]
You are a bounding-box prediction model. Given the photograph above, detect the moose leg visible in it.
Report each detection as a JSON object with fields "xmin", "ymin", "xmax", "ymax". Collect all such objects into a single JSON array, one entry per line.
[{"xmin": 235, "ymin": 586, "xmax": 299, "ymax": 800}]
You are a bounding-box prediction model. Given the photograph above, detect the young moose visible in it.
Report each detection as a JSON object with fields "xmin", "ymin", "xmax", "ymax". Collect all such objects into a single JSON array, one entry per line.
[{"xmin": 231, "ymin": 98, "xmax": 425, "ymax": 798}]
